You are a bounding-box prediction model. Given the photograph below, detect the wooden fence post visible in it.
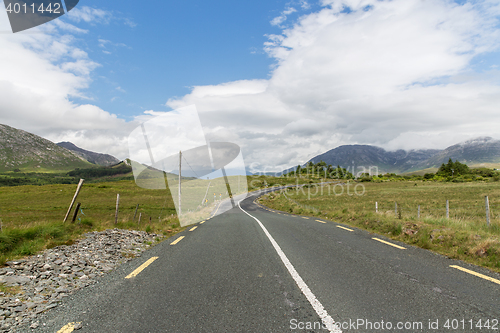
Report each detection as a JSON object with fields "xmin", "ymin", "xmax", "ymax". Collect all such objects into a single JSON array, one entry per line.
[
  {"xmin": 115, "ymin": 194, "xmax": 120, "ymax": 224},
  {"xmin": 133, "ymin": 204, "xmax": 139, "ymax": 222},
  {"xmin": 395, "ymin": 202, "xmax": 398, "ymax": 217},
  {"xmin": 485, "ymin": 196, "xmax": 491, "ymax": 227},
  {"xmin": 71, "ymin": 202, "xmax": 81, "ymax": 223},
  {"xmin": 375, "ymin": 202, "xmax": 378, "ymax": 213},
  {"xmin": 446, "ymin": 200, "xmax": 449, "ymax": 219},
  {"xmin": 138, "ymin": 213, "xmax": 142, "ymax": 224},
  {"xmin": 63, "ymin": 179, "xmax": 84, "ymax": 222}
]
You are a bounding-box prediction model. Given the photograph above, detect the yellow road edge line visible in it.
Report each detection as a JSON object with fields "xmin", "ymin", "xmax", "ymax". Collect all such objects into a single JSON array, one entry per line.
[
  {"xmin": 450, "ymin": 265, "xmax": 500, "ymax": 285},
  {"xmin": 57, "ymin": 322, "xmax": 81, "ymax": 333},
  {"xmin": 372, "ymin": 237, "xmax": 406, "ymax": 250},
  {"xmin": 125, "ymin": 257, "xmax": 159, "ymax": 279},
  {"xmin": 189, "ymin": 226, "xmax": 198, "ymax": 231},
  {"xmin": 200, "ymin": 221, "xmax": 205, "ymax": 224},
  {"xmin": 170, "ymin": 236, "xmax": 185, "ymax": 246},
  {"xmin": 302, "ymin": 217, "xmax": 309, "ymax": 219},
  {"xmin": 315, "ymin": 220, "xmax": 326, "ymax": 224},
  {"xmin": 336, "ymin": 225, "xmax": 353, "ymax": 232},
  {"xmin": 211, "ymin": 201, "xmax": 223, "ymax": 218}
]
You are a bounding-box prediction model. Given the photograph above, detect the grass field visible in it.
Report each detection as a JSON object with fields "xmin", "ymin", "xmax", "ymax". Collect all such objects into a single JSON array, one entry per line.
[
  {"xmin": 259, "ymin": 180, "xmax": 500, "ymax": 273},
  {"xmin": 0, "ymin": 174, "xmax": 311, "ymax": 266},
  {"xmin": 0, "ymin": 180, "xmax": 181, "ymax": 265}
]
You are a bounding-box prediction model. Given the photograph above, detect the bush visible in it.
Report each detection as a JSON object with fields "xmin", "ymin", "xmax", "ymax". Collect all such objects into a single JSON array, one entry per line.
[{"xmin": 437, "ymin": 159, "xmax": 470, "ymax": 177}]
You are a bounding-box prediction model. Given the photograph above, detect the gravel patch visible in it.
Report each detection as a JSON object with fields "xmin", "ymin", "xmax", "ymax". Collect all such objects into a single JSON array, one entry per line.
[{"xmin": 0, "ymin": 229, "xmax": 165, "ymax": 332}]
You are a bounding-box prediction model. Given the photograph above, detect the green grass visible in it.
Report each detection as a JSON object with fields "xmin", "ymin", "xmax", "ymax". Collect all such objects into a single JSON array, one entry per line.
[
  {"xmin": 0, "ymin": 158, "xmax": 94, "ymax": 173},
  {"xmin": 259, "ymin": 180, "xmax": 500, "ymax": 273},
  {"xmin": 0, "ymin": 283, "xmax": 22, "ymax": 295},
  {"xmin": 0, "ymin": 162, "xmax": 134, "ymax": 187},
  {"xmin": 0, "ymin": 180, "xmax": 185, "ymax": 265},
  {"xmin": 0, "ymin": 174, "xmax": 319, "ymax": 266}
]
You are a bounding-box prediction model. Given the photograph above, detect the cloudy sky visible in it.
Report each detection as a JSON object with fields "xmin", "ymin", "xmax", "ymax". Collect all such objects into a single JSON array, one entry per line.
[{"xmin": 0, "ymin": 0, "xmax": 499, "ymax": 172}]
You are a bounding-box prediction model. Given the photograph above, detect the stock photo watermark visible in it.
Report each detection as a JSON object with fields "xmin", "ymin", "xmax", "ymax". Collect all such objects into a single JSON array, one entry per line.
[
  {"xmin": 3, "ymin": 0, "xmax": 80, "ymax": 33},
  {"xmin": 290, "ymin": 318, "xmax": 424, "ymax": 331},
  {"xmin": 248, "ymin": 164, "xmax": 378, "ymax": 200},
  {"xmin": 291, "ymin": 317, "xmax": 500, "ymax": 331},
  {"xmin": 128, "ymin": 105, "xmax": 248, "ymax": 227}
]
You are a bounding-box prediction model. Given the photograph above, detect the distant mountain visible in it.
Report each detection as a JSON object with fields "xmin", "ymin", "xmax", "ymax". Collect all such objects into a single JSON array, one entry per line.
[
  {"xmin": 308, "ymin": 145, "xmax": 440, "ymax": 174},
  {"xmin": 0, "ymin": 124, "xmax": 93, "ymax": 172},
  {"xmin": 57, "ymin": 142, "xmax": 120, "ymax": 167},
  {"xmin": 417, "ymin": 137, "xmax": 500, "ymax": 169},
  {"xmin": 304, "ymin": 137, "xmax": 500, "ymax": 174}
]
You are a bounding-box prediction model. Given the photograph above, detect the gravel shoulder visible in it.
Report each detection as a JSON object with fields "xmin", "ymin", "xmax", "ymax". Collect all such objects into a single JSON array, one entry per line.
[{"xmin": 0, "ymin": 229, "xmax": 166, "ymax": 332}]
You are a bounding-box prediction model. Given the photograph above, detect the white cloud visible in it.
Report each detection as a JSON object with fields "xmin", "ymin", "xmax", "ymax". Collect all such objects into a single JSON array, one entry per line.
[
  {"xmin": 98, "ymin": 39, "xmax": 111, "ymax": 48},
  {"xmin": 52, "ymin": 19, "xmax": 88, "ymax": 34},
  {"xmin": 98, "ymin": 38, "xmax": 128, "ymax": 54},
  {"xmin": 0, "ymin": 4, "xmax": 133, "ymax": 159},
  {"xmin": 167, "ymin": 0, "xmax": 500, "ymax": 172},
  {"xmin": 122, "ymin": 18, "xmax": 137, "ymax": 28},
  {"xmin": 1, "ymin": 0, "xmax": 499, "ymax": 171},
  {"xmin": 300, "ymin": 1, "xmax": 311, "ymax": 10},
  {"xmin": 66, "ymin": 6, "xmax": 136, "ymax": 29},
  {"xmin": 271, "ymin": 7, "xmax": 297, "ymax": 26},
  {"xmin": 66, "ymin": 6, "xmax": 111, "ymax": 24}
]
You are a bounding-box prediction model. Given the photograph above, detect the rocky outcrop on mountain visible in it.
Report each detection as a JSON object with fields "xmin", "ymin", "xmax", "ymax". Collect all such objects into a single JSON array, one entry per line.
[
  {"xmin": 0, "ymin": 124, "xmax": 92, "ymax": 172},
  {"xmin": 0, "ymin": 229, "xmax": 165, "ymax": 332},
  {"xmin": 57, "ymin": 142, "xmax": 120, "ymax": 167}
]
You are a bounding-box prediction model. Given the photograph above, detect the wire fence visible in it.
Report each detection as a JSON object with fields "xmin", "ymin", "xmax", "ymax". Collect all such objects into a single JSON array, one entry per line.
[{"xmin": 373, "ymin": 197, "xmax": 498, "ymax": 226}]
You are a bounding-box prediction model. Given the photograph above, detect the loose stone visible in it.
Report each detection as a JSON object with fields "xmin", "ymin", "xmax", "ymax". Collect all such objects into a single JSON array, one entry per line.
[{"xmin": 0, "ymin": 229, "xmax": 165, "ymax": 332}]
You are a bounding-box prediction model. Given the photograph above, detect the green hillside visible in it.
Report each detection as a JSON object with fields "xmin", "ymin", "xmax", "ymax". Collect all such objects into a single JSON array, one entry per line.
[{"xmin": 0, "ymin": 124, "xmax": 94, "ymax": 172}]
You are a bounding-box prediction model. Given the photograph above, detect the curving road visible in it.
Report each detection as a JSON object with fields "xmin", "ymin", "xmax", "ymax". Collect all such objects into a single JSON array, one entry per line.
[{"xmin": 30, "ymin": 188, "xmax": 500, "ymax": 333}]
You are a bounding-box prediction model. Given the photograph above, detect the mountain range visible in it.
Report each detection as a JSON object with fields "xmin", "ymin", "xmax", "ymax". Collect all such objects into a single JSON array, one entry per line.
[
  {"xmin": 1, "ymin": 123, "xmax": 499, "ymax": 175},
  {"xmin": 307, "ymin": 137, "xmax": 500, "ymax": 174},
  {"xmin": 57, "ymin": 142, "xmax": 119, "ymax": 167},
  {"xmin": 0, "ymin": 124, "xmax": 120, "ymax": 172}
]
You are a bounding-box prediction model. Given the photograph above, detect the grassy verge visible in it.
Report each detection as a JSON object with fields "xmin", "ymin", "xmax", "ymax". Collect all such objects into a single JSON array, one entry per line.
[
  {"xmin": 258, "ymin": 180, "xmax": 500, "ymax": 273},
  {"xmin": 0, "ymin": 180, "xmax": 184, "ymax": 266}
]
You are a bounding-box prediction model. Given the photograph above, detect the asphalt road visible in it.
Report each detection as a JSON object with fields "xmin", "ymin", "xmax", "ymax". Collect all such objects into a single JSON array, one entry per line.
[{"xmin": 30, "ymin": 189, "xmax": 500, "ymax": 333}]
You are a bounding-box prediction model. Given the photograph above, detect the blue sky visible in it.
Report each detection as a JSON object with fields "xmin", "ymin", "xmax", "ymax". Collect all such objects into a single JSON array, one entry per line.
[
  {"xmin": 0, "ymin": 0, "xmax": 500, "ymax": 172},
  {"xmin": 64, "ymin": 0, "xmax": 316, "ymax": 120}
]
